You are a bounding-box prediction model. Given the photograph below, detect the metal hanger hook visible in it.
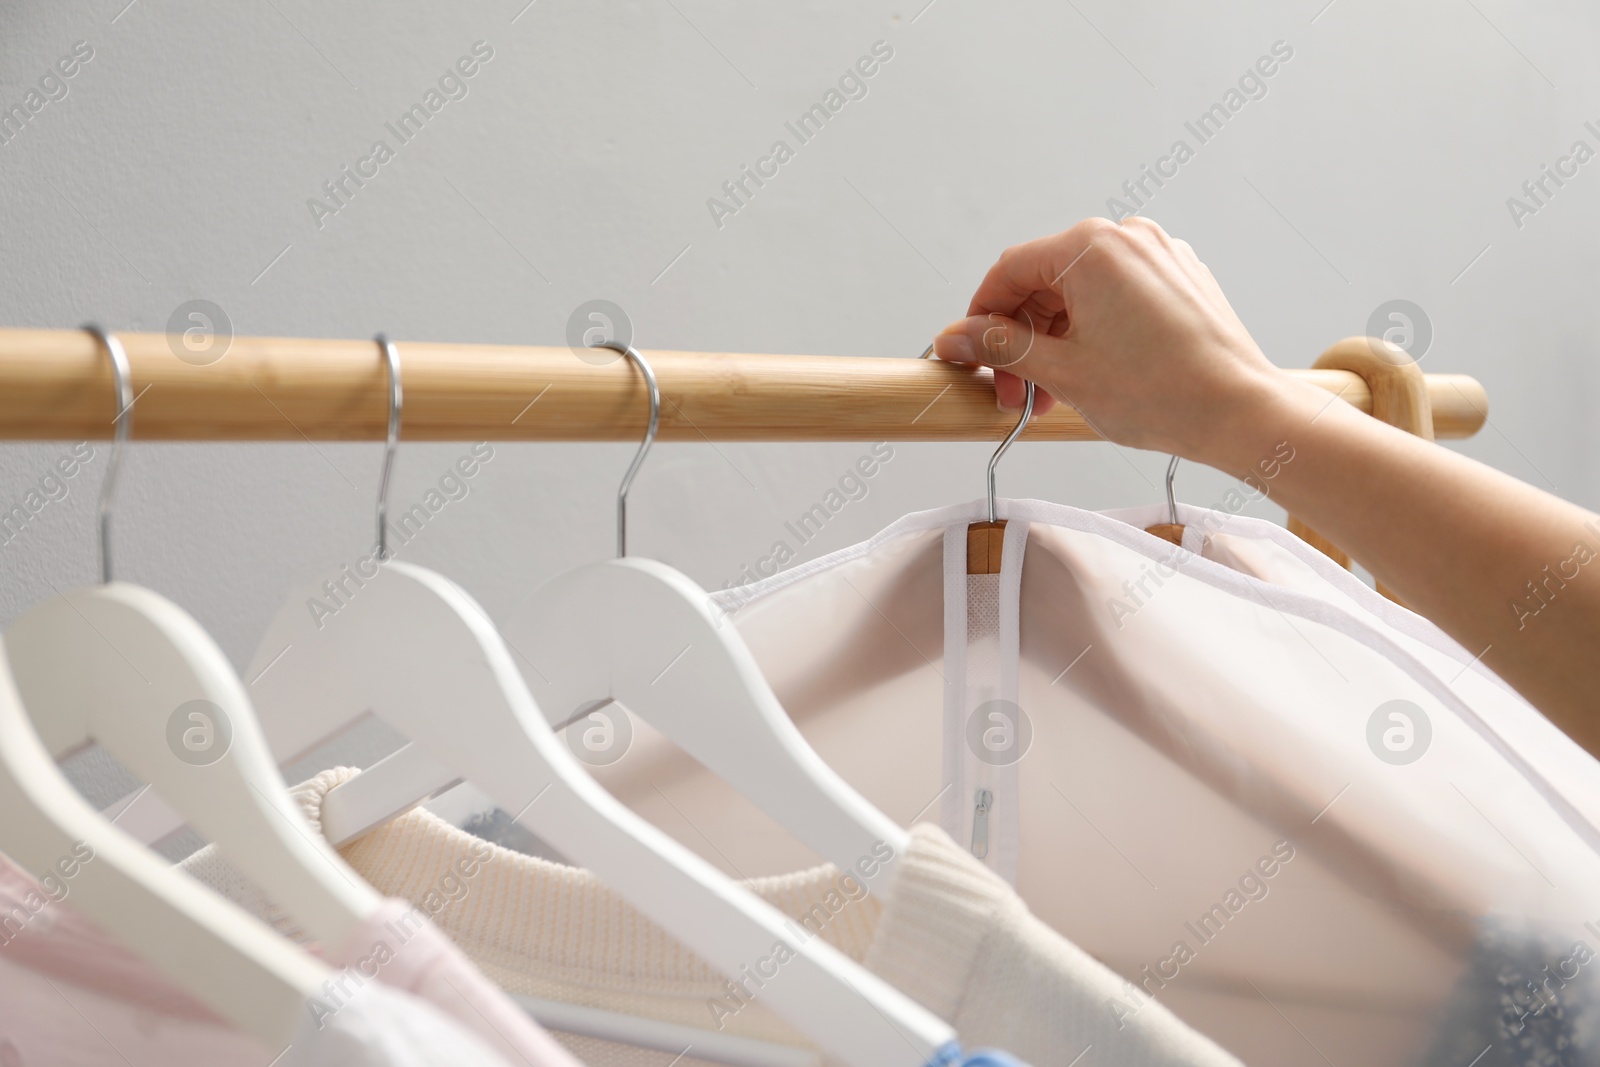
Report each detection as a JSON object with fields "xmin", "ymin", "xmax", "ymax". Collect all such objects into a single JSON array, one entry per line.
[
  {"xmin": 986, "ymin": 381, "xmax": 1035, "ymax": 523},
  {"xmin": 374, "ymin": 334, "xmax": 402, "ymax": 561},
  {"xmin": 923, "ymin": 336, "xmax": 1036, "ymax": 522},
  {"xmin": 1165, "ymin": 455, "xmax": 1181, "ymax": 526},
  {"xmin": 85, "ymin": 324, "xmax": 132, "ymax": 584},
  {"xmin": 592, "ymin": 340, "xmax": 659, "ymax": 558}
]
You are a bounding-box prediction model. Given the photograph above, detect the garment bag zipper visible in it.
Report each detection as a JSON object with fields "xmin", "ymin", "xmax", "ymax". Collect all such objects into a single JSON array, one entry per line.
[{"xmin": 971, "ymin": 789, "xmax": 992, "ymax": 859}]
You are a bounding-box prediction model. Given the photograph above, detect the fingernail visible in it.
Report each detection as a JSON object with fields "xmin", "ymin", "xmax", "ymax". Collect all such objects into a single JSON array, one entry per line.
[
  {"xmin": 997, "ymin": 395, "xmax": 1018, "ymax": 412},
  {"xmin": 934, "ymin": 331, "xmax": 975, "ymax": 363}
]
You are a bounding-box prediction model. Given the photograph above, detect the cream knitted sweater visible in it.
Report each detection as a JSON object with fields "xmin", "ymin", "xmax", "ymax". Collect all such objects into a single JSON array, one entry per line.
[{"xmin": 181, "ymin": 768, "xmax": 1244, "ymax": 1067}]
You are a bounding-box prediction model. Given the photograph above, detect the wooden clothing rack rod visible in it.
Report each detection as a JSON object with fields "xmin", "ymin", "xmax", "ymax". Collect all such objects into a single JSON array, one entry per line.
[{"xmin": 0, "ymin": 329, "xmax": 1485, "ymax": 443}]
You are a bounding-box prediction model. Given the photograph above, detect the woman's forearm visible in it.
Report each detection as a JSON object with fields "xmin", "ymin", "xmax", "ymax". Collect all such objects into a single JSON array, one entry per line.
[{"xmin": 1218, "ymin": 374, "xmax": 1600, "ymax": 752}]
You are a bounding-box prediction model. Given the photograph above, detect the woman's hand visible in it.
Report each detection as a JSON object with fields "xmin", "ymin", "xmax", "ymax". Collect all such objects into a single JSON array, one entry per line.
[
  {"xmin": 932, "ymin": 216, "xmax": 1300, "ymax": 470},
  {"xmin": 937, "ymin": 216, "xmax": 1600, "ymax": 755}
]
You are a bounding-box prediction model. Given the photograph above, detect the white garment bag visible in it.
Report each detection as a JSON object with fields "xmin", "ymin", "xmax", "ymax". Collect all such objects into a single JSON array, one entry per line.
[{"xmin": 594, "ymin": 491, "xmax": 1600, "ymax": 1067}]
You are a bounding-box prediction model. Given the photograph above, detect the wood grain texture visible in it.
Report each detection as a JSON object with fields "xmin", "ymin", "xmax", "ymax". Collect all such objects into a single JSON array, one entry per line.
[
  {"xmin": 1286, "ymin": 337, "xmax": 1437, "ymax": 603},
  {"xmin": 966, "ymin": 521, "xmax": 1007, "ymax": 574},
  {"xmin": 1312, "ymin": 336, "xmax": 1437, "ymax": 441},
  {"xmin": 0, "ymin": 329, "xmax": 1488, "ymax": 442},
  {"xmin": 1143, "ymin": 523, "xmax": 1186, "ymax": 547}
]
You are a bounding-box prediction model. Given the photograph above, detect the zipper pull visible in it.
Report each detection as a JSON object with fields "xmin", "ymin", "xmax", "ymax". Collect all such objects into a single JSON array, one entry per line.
[{"xmin": 971, "ymin": 789, "xmax": 992, "ymax": 860}]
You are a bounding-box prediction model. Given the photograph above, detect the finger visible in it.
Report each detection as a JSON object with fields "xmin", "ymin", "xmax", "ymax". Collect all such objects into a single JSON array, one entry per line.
[
  {"xmin": 966, "ymin": 218, "xmax": 1116, "ymax": 318},
  {"xmin": 995, "ymin": 369, "xmax": 1058, "ymax": 414},
  {"xmin": 939, "ymin": 311, "xmax": 1072, "ymax": 396},
  {"xmin": 932, "ymin": 317, "xmax": 1064, "ymax": 413},
  {"xmin": 1015, "ymin": 291, "xmax": 1065, "ymax": 335},
  {"xmin": 937, "ymin": 312, "xmax": 1065, "ymax": 371},
  {"xmin": 932, "ymin": 320, "xmax": 984, "ymax": 365}
]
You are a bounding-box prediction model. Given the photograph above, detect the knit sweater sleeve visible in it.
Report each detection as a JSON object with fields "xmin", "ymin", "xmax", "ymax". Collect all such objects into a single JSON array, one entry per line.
[{"xmin": 864, "ymin": 824, "xmax": 1245, "ymax": 1067}]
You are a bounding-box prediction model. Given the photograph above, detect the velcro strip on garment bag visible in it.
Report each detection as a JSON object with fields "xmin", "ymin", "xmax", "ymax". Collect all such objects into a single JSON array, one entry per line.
[{"xmin": 941, "ymin": 519, "xmax": 1027, "ymax": 885}]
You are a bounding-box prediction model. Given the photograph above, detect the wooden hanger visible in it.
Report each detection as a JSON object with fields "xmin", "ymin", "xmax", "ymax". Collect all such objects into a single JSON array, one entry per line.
[
  {"xmin": 914, "ymin": 341, "xmax": 1035, "ymax": 574},
  {"xmin": 968, "ymin": 380, "xmax": 1034, "ymax": 574},
  {"xmin": 1144, "ymin": 455, "xmax": 1186, "ymax": 546}
]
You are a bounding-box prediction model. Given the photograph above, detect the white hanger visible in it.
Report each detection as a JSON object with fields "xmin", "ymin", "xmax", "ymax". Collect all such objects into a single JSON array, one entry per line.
[
  {"xmin": 0, "ymin": 327, "xmax": 331, "ymax": 1047},
  {"xmin": 524, "ymin": 342, "xmax": 910, "ymax": 886},
  {"xmin": 4, "ymin": 326, "xmax": 381, "ymax": 952},
  {"xmin": 0, "ymin": 647, "xmax": 328, "ymax": 1046},
  {"xmin": 330, "ymin": 341, "xmax": 909, "ymax": 890},
  {"xmin": 249, "ymin": 336, "xmax": 957, "ymax": 1067}
]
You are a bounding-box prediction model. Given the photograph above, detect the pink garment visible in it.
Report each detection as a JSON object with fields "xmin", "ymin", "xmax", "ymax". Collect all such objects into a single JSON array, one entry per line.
[
  {"xmin": 0, "ymin": 952, "xmax": 272, "ymax": 1065},
  {"xmin": 0, "ymin": 852, "xmax": 578, "ymax": 1066},
  {"xmin": 325, "ymin": 896, "xmax": 581, "ymax": 1067},
  {"xmin": 0, "ymin": 849, "xmax": 224, "ymax": 1024},
  {"xmin": 0, "ymin": 948, "xmax": 522, "ymax": 1067}
]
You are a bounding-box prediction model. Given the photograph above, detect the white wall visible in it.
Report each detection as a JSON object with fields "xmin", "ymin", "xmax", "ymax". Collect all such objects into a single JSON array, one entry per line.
[{"xmin": 2, "ymin": 0, "xmax": 1596, "ymax": 670}]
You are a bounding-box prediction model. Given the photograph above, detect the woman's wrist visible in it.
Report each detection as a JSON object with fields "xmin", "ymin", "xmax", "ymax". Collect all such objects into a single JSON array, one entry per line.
[{"xmin": 1188, "ymin": 367, "xmax": 1326, "ymax": 482}]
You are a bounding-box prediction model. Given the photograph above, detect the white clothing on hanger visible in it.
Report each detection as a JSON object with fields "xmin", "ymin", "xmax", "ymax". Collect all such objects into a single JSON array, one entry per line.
[{"xmin": 182, "ymin": 766, "xmax": 1245, "ymax": 1067}]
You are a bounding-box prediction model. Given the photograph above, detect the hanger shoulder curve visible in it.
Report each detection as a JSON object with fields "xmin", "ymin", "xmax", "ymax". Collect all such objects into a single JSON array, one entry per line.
[
  {"xmin": 510, "ymin": 557, "xmax": 909, "ymax": 881},
  {"xmin": 4, "ymin": 581, "xmax": 380, "ymax": 946},
  {"xmin": 0, "ymin": 643, "xmax": 327, "ymax": 1046},
  {"xmin": 249, "ymin": 561, "xmax": 953, "ymax": 1067}
]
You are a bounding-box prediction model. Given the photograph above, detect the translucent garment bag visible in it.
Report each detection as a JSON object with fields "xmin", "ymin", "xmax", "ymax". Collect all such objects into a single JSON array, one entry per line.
[
  {"xmin": 1104, "ymin": 499, "xmax": 1600, "ymax": 851},
  {"xmin": 587, "ymin": 498, "xmax": 1600, "ymax": 1067}
]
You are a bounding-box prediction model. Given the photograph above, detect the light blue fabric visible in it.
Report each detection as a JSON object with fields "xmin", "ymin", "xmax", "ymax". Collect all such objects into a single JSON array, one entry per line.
[{"xmin": 926, "ymin": 1042, "xmax": 1027, "ymax": 1067}]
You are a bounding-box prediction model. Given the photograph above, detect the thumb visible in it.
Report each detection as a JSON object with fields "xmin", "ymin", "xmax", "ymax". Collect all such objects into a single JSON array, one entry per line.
[{"xmin": 932, "ymin": 314, "xmax": 1063, "ymax": 412}]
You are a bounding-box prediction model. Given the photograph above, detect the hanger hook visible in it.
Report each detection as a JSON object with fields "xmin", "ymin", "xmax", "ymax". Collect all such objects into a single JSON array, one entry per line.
[
  {"xmin": 1165, "ymin": 455, "xmax": 1181, "ymax": 527},
  {"xmin": 374, "ymin": 334, "xmax": 401, "ymax": 561},
  {"xmin": 592, "ymin": 341, "xmax": 659, "ymax": 558},
  {"xmin": 922, "ymin": 338, "xmax": 1037, "ymax": 521},
  {"xmin": 85, "ymin": 325, "xmax": 132, "ymax": 584},
  {"xmin": 987, "ymin": 381, "xmax": 1035, "ymax": 523}
]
